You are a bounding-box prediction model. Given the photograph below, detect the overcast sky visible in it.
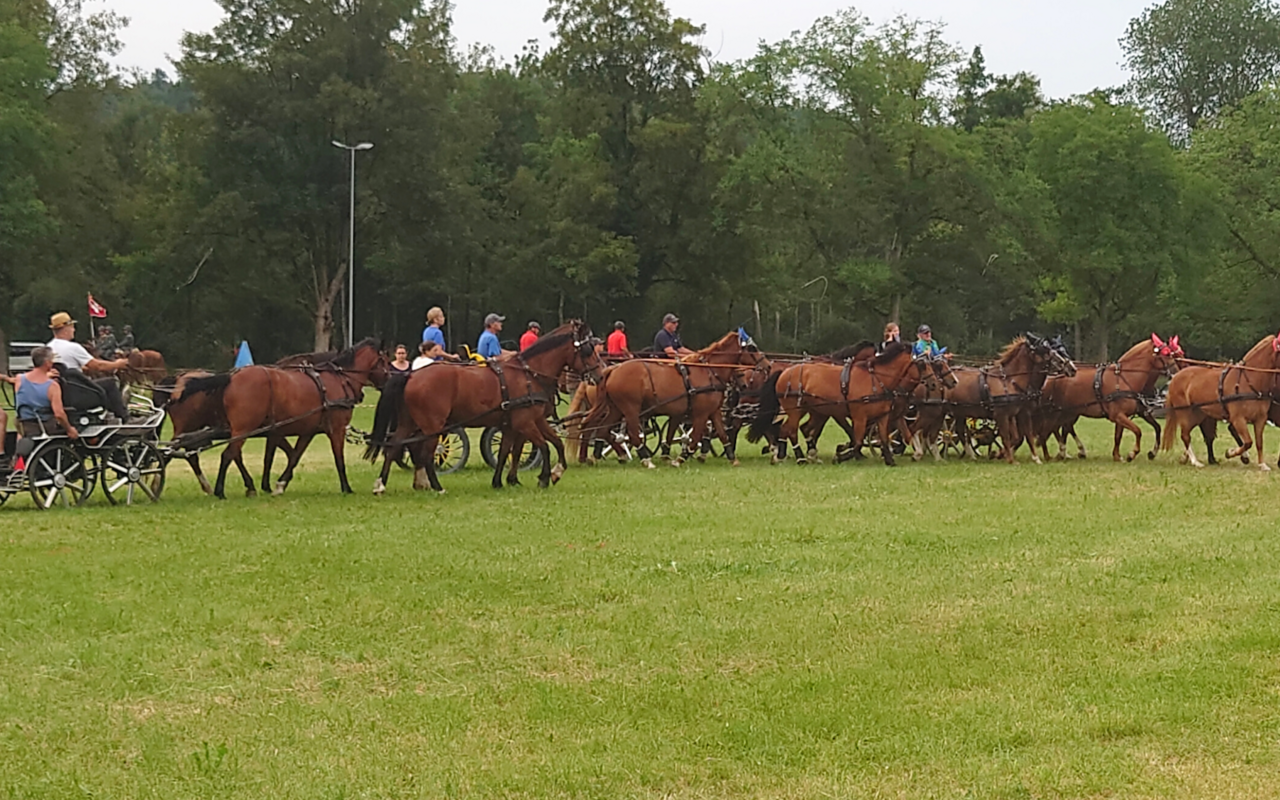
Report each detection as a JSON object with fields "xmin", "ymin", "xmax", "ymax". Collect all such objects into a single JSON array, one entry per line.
[{"xmin": 106, "ymin": 0, "xmax": 1152, "ymax": 98}]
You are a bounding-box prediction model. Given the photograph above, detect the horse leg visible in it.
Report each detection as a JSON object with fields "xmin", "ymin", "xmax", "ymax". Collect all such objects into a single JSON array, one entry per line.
[
  {"xmin": 875, "ymin": 412, "xmax": 896, "ymax": 466},
  {"xmin": 213, "ymin": 438, "xmax": 245, "ymax": 500},
  {"xmin": 710, "ymin": 408, "xmax": 738, "ymax": 466},
  {"xmin": 1114, "ymin": 413, "xmax": 1143, "ymax": 462},
  {"xmin": 261, "ymin": 435, "xmax": 278, "ymax": 493},
  {"xmin": 419, "ymin": 434, "xmax": 446, "ymax": 493},
  {"xmin": 492, "ymin": 431, "xmax": 514, "ymax": 489},
  {"xmin": 274, "ymin": 432, "xmax": 316, "ymax": 495},
  {"xmin": 188, "ymin": 454, "xmax": 213, "ymax": 495},
  {"xmin": 536, "ymin": 415, "xmax": 568, "ymax": 484},
  {"xmin": 1141, "ymin": 412, "xmax": 1160, "ymax": 460},
  {"xmin": 1017, "ymin": 409, "xmax": 1042, "ymax": 465},
  {"xmin": 997, "ymin": 413, "xmax": 1019, "ymax": 464},
  {"xmin": 506, "ymin": 432, "xmax": 524, "ymax": 487},
  {"xmin": 1253, "ymin": 416, "xmax": 1270, "ymax": 472},
  {"xmin": 233, "ymin": 449, "xmax": 257, "ymax": 498},
  {"xmin": 805, "ymin": 414, "xmax": 828, "ymax": 462},
  {"xmin": 1182, "ymin": 416, "xmax": 1205, "ymax": 467},
  {"xmin": 1225, "ymin": 412, "xmax": 1254, "ymax": 462},
  {"xmin": 327, "ymin": 426, "xmax": 354, "ymax": 494}
]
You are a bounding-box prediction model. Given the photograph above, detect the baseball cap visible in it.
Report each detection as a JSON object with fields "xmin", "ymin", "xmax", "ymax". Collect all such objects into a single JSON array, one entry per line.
[
  {"xmin": 663, "ymin": 313, "xmax": 679, "ymax": 324},
  {"xmin": 485, "ymin": 313, "xmax": 506, "ymax": 326},
  {"xmin": 917, "ymin": 324, "xmax": 931, "ymax": 334},
  {"xmin": 614, "ymin": 320, "xmax": 626, "ymax": 330},
  {"xmin": 528, "ymin": 320, "xmax": 540, "ymax": 330}
]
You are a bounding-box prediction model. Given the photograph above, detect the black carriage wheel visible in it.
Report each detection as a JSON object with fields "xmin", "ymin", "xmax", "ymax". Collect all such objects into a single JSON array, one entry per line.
[
  {"xmin": 101, "ymin": 440, "xmax": 167, "ymax": 505},
  {"xmin": 480, "ymin": 427, "xmax": 543, "ymax": 471},
  {"xmin": 434, "ymin": 429, "xmax": 470, "ymax": 475},
  {"xmin": 28, "ymin": 442, "xmax": 95, "ymax": 510}
]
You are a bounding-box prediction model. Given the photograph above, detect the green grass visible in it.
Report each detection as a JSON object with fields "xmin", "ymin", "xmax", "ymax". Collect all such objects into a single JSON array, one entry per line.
[{"xmin": 4, "ymin": 409, "xmax": 1280, "ymax": 798}]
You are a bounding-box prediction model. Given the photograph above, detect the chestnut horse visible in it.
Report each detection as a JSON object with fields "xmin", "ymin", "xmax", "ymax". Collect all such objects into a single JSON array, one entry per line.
[
  {"xmin": 1161, "ymin": 333, "xmax": 1280, "ymax": 470},
  {"xmin": 366, "ymin": 321, "xmax": 600, "ymax": 493},
  {"xmin": 578, "ymin": 332, "xmax": 766, "ymax": 468},
  {"xmin": 1037, "ymin": 334, "xmax": 1183, "ymax": 462},
  {"xmin": 910, "ymin": 335, "xmax": 1076, "ymax": 464},
  {"xmin": 183, "ymin": 339, "xmax": 388, "ymax": 498},
  {"xmin": 748, "ymin": 341, "xmax": 928, "ymax": 466}
]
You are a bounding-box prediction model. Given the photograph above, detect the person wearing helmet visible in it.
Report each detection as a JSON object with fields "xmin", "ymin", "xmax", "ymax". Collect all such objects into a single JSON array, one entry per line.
[
  {"xmin": 913, "ymin": 324, "xmax": 946, "ymax": 359},
  {"xmin": 607, "ymin": 320, "xmax": 630, "ymax": 356},
  {"xmin": 519, "ymin": 320, "xmax": 541, "ymax": 352}
]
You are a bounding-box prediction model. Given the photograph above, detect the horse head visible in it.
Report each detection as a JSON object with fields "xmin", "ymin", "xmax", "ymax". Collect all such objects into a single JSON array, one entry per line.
[
  {"xmin": 569, "ymin": 320, "xmax": 604, "ymax": 382},
  {"xmin": 1022, "ymin": 332, "xmax": 1075, "ymax": 377},
  {"xmin": 338, "ymin": 338, "xmax": 389, "ymax": 388},
  {"xmin": 930, "ymin": 352, "xmax": 959, "ymax": 389},
  {"xmin": 1152, "ymin": 333, "xmax": 1185, "ymax": 375}
]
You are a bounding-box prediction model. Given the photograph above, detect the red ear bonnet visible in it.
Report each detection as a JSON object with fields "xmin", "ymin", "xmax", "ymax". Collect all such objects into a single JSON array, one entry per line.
[
  {"xmin": 1274, "ymin": 332, "xmax": 1280, "ymax": 353},
  {"xmin": 1170, "ymin": 335, "xmax": 1182, "ymax": 356},
  {"xmin": 1151, "ymin": 333, "xmax": 1164, "ymax": 350}
]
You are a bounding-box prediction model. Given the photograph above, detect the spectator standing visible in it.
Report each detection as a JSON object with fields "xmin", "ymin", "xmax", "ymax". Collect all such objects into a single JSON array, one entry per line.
[{"xmin": 390, "ymin": 344, "xmax": 412, "ymax": 375}]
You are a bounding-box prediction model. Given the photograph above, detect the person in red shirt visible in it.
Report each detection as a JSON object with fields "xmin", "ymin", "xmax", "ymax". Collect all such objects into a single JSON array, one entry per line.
[
  {"xmin": 519, "ymin": 320, "xmax": 541, "ymax": 352},
  {"xmin": 606, "ymin": 320, "xmax": 629, "ymax": 356}
]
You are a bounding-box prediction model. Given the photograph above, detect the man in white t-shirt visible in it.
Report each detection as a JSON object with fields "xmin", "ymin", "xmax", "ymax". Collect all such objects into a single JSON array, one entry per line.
[
  {"xmin": 45, "ymin": 312, "xmax": 131, "ymax": 419},
  {"xmin": 47, "ymin": 312, "xmax": 129, "ymax": 374}
]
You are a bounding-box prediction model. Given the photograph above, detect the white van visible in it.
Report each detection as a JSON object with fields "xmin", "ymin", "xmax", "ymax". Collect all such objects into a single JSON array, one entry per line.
[{"xmin": 7, "ymin": 342, "xmax": 45, "ymax": 375}]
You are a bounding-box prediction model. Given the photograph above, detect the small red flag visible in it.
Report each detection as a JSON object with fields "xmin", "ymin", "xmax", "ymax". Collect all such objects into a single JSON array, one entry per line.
[{"xmin": 87, "ymin": 293, "xmax": 107, "ymax": 319}]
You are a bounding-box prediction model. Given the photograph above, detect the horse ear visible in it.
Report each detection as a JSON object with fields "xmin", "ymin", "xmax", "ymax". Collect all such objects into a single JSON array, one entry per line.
[
  {"xmin": 1170, "ymin": 335, "xmax": 1180, "ymax": 351},
  {"xmin": 1151, "ymin": 333, "xmax": 1164, "ymax": 348}
]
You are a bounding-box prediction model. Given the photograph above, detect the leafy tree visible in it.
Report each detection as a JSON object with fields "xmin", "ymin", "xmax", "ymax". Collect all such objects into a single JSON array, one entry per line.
[{"xmin": 1122, "ymin": 0, "xmax": 1280, "ymax": 141}]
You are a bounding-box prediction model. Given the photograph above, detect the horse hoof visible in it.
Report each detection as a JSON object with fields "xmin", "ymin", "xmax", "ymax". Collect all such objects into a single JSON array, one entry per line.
[
  {"xmin": 373, "ymin": 479, "xmax": 386, "ymax": 495},
  {"xmin": 670, "ymin": 459, "xmax": 683, "ymax": 468},
  {"xmin": 1147, "ymin": 452, "xmax": 1156, "ymax": 461},
  {"xmin": 731, "ymin": 459, "xmax": 741, "ymax": 467},
  {"xmin": 246, "ymin": 489, "xmax": 257, "ymax": 498},
  {"xmin": 1242, "ymin": 456, "xmax": 1252, "ymax": 465},
  {"xmin": 436, "ymin": 489, "xmax": 447, "ymax": 496},
  {"xmin": 1261, "ymin": 462, "xmax": 1272, "ymax": 472},
  {"xmin": 810, "ymin": 458, "xmax": 823, "ymax": 465},
  {"xmin": 643, "ymin": 459, "xmax": 656, "ymax": 470},
  {"xmin": 696, "ymin": 455, "xmax": 706, "ymax": 464}
]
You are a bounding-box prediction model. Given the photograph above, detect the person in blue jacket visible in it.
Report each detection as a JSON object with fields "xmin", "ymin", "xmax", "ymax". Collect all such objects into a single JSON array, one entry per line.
[
  {"xmin": 476, "ymin": 313, "xmax": 509, "ymax": 359},
  {"xmin": 912, "ymin": 324, "xmax": 949, "ymax": 359}
]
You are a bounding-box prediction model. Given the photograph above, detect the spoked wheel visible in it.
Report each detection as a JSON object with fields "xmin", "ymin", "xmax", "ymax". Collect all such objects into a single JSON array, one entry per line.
[
  {"xmin": 434, "ymin": 429, "xmax": 470, "ymax": 475},
  {"xmin": 28, "ymin": 443, "xmax": 95, "ymax": 509},
  {"xmin": 480, "ymin": 427, "xmax": 543, "ymax": 471},
  {"xmin": 101, "ymin": 440, "xmax": 167, "ymax": 505},
  {"xmin": 968, "ymin": 418, "xmax": 1002, "ymax": 459},
  {"xmin": 935, "ymin": 415, "xmax": 965, "ymax": 458}
]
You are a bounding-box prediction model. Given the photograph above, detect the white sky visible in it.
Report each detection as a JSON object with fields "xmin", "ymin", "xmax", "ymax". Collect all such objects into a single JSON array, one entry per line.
[{"xmin": 106, "ymin": 0, "xmax": 1152, "ymax": 98}]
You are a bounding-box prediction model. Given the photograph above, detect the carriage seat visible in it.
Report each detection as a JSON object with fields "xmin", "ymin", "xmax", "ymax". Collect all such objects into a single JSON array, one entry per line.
[{"xmin": 56, "ymin": 369, "xmax": 111, "ymax": 427}]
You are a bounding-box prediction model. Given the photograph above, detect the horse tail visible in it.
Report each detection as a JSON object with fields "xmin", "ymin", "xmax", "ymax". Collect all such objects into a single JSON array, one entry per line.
[
  {"xmin": 747, "ymin": 371, "xmax": 783, "ymax": 444},
  {"xmin": 181, "ymin": 372, "xmax": 232, "ymax": 400},
  {"xmin": 1160, "ymin": 406, "xmax": 1180, "ymax": 453},
  {"xmin": 364, "ymin": 373, "xmax": 408, "ymax": 463}
]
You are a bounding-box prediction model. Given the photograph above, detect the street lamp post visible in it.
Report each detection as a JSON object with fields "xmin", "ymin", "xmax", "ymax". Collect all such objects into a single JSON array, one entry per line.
[{"xmin": 332, "ymin": 140, "xmax": 374, "ymax": 349}]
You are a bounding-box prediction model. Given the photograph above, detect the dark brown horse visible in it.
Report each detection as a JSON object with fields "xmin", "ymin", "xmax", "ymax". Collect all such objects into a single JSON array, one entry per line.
[
  {"xmin": 910, "ymin": 335, "xmax": 1076, "ymax": 464},
  {"xmin": 183, "ymin": 339, "xmax": 388, "ymax": 498},
  {"xmin": 1036, "ymin": 334, "xmax": 1183, "ymax": 462},
  {"xmin": 578, "ymin": 332, "xmax": 767, "ymax": 468},
  {"xmin": 748, "ymin": 341, "xmax": 928, "ymax": 466},
  {"xmin": 1161, "ymin": 333, "xmax": 1280, "ymax": 470},
  {"xmin": 366, "ymin": 321, "xmax": 600, "ymax": 493}
]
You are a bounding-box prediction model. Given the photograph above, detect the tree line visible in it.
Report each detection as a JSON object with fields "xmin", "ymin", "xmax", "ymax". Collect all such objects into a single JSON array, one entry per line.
[{"xmin": 4, "ymin": 0, "xmax": 1280, "ymax": 366}]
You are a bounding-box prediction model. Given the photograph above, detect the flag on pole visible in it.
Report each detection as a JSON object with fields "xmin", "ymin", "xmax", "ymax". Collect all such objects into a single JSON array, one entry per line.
[{"xmin": 87, "ymin": 294, "xmax": 108, "ymax": 318}]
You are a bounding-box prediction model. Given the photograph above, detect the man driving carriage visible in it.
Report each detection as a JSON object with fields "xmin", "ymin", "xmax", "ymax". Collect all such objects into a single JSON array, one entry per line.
[
  {"xmin": 46, "ymin": 312, "xmax": 131, "ymax": 421},
  {"xmin": 653, "ymin": 314, "xmax": 694, "ymax": 358}
]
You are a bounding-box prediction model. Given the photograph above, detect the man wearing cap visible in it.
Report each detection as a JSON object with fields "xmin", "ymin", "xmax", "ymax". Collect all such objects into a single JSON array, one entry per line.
[
  {"xmin": 654, "ymin": 313, "xmax": 693, "ymax": 358},
  {"xmin": 607, "ymin": 321, "xmax": 630, "ymax": 356},
  {"xmin": 519, "ymin": 320, "xmax": 541, "ymax": 352},
  {"xmin": 476, "ymin": 313, "xmax": 508, "ymax": 359},
  {"xmin": 46, "ymin": 312, "xmax": 131, "ymax": 419},
  {"xmin": 913, "ymin": 324, "xmax": 946, "ymax": 359}
]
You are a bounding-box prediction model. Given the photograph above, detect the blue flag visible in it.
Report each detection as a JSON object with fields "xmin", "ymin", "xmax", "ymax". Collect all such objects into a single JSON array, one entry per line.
[{"xmin": 234, "ymin": 340, "xmax": 254, "ymax": 369}]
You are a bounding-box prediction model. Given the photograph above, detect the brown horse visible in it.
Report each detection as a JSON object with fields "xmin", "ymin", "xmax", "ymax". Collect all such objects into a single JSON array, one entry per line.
[
  {"xmin": 748, "ymin": 341, "xmax": 928, "ymax": 466},
  {"xmin": 910, "ymin": 335, "xmax": 1076, "ymax": 464},
  {"xmin": 578, "ymin": 332, "xmax": 766, "ymax": 468},
  {"xmin": 121, "ymin": 349, "xmax": 168, "ymax": 386},
  {"xmin": 155, "ymin": 371, "xmax": 296, "ymax": 496},
  {"xmin": 1037, "ymin": 334, "xmax": 1183, "ymax": 462},
  {"xmin": 1161, "ymin": 333, "xmax": 1280, "ymax": 470},
  {"xmin": 365, "ymin": 321, "xmax": 600, "ymax": 493},
  {"xmin": 183, "ymin": 339, "xmax": 388, "ymax": 498}
]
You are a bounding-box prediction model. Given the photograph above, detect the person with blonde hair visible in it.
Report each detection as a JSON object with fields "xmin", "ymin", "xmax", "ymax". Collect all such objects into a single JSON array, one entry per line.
[{"xmin": 422, "ymin": 307, "xmax": 447, "ymax": 351}]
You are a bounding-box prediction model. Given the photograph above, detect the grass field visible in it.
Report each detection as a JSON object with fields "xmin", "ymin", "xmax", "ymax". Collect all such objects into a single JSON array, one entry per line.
[{"xmin": 4, "ymin": 408, "xmax": 1280, "ymax": 799}]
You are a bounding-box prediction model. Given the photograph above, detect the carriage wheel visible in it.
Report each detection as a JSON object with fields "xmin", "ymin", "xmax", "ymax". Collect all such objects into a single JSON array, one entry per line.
[
  {"xmin": 101, "ymin": 440, "xmax": 167, "ymax": 505},
  {"xmin": 935, "ymin": 415, "xmax": 964, "ymax": 458},
  {"xmin": 434, "ymin": 429, "xmax": 470, "ymax": 475},
  {"xmin": 28, "ymin": 443, "xmax": 95, "ymax": 510},
  {"xmin": 968, "ymin": 418, "xmax": 1002, "ymax": 459},
  {"xmin": 480, "ymin": 427, "xmax": 543, "ymax": 471}
]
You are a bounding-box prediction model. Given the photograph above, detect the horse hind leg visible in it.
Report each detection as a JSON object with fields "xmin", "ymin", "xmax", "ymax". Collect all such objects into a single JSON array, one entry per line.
[
  {"xmin": 188, "ymin": 454, "xmax": 214, "ymax": 495},
  {"xmin": 274, "ymin": 433, "xmax": 316, "ymax": 495}
]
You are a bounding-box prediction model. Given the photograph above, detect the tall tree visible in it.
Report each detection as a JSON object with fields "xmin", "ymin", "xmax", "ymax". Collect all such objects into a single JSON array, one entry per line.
[{"xmin": 1122, "ymin": 0, "xmax": 1280, "ymax": 141}]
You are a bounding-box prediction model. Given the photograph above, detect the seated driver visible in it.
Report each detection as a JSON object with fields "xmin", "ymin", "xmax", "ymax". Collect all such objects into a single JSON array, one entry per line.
[{"xmin": 14, "ymin": 346, "xmax": 78, "ymax": 440}]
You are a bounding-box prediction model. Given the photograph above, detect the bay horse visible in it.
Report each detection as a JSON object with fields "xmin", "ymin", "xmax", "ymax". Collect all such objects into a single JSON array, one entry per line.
[
  {"xmin": 1036, "ymin": 334, "xmax": 1183, "ymax": 462},
  {"xmin": 184, "ymin": 339, "xmax": 388, "ymax": 498},
  {"xmin": 748, "ymin": 341, "xmax": 927, "ymax": 466},
  {"xmin": 155, "ymin": 371, "xmax": 296, "ymax": 497},
  {"xmin": 577, "ymin": 332, "xmax": 767, "ymax": 468},
  {"xmin": 910, "ymin": 335, "xmax": 1075, "ymax": 464},
  {"xmin": 365, "ymin": 321, "xmax": 600, "ymax": 493},
  {"xmin": 1160, "ymin": 332, "xmax": 1280, "ymax": 470},
  {"xmin": 121, "ymin": 349, "xmax": 168, "ymax": 386}
]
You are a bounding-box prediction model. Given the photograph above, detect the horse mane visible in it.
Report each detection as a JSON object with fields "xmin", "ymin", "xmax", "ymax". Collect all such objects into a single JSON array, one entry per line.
[
  {"xmin": 998, "ymin": 336, "xmax": 1027, "ymax": 364},
  {"xmin": 696, "ymin": 332, "xmax": 741, "ymax": 355},
  {"xmin": 1116, "ymin": 339, "xmax": 1151, "ymax": 364},
  {"xmin": 519, "ymin": 327, "xmax": 579, "ymax": 359},
  {"xmin": 873, "ymin": 340, "xmax": 910, "ymax": 364},
  {"xmin": 331, "ymin": 337, "xmax": 381, "ymax": 368},
  {"xmin": 1241, "ymin": 334, "xmax": 1277, "ymax": 365},
  {"xmin": 828, "ymin": 340, "xmax": 876, "ymax": 362}
]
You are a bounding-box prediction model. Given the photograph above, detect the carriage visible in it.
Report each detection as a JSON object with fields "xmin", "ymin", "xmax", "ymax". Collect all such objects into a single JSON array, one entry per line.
[{"xmin": 0, "ymin": 395, "xmax": 168, "ymax": 510}]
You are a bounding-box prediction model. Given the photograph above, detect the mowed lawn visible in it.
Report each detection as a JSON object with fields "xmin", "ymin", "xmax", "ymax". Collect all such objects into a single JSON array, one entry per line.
[{"xmin": 3, "ymin": 408, "xmax": 1280, "ymax": 798}]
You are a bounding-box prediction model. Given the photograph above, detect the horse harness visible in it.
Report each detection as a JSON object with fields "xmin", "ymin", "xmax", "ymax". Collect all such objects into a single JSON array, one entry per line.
[
  {"xmin": 977, "ymin": 364, "xmax": 1039, "ymax": 415},
  {"xmin": 487, "ymin": 356, "xmax": 557, "ymax": 424},
  {"xmin": 1216, "ymin": 363, "xmax": 1272, "ymax": 409}
]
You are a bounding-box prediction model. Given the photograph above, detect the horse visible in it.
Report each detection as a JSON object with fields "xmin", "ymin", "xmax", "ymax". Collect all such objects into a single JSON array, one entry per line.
[
  {"xmin": 577, "ymin": 332, "xmax": 767, "ymax": 468},
  {"xmin": 1160, "ymin": 332, "xmax": 1280, "ymax": 470},
  {"xmin": 121, "ymin": 349, "xmax": 168, "ymax": 386},
  {"xmin": 183, "ymin": 338, "xmax": 388, "ymax": 498},
  {"xmin": 155, "ymin": 371, "xmax": 297, "ymax": 497},
  {"xmin": 909, "ymin": 335, "xmax": 1076, "ymax": 464},
  {"xmin": 748, "ymin": 341, "xmax": 933, "ymax": 466},
  {"xmin": 365, "ymin": 321, "xmax": 600, "ymax": 493},
  {"xmin": 1036, "ymin": 334, "xmax": 1183, "ymax": 462}
]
